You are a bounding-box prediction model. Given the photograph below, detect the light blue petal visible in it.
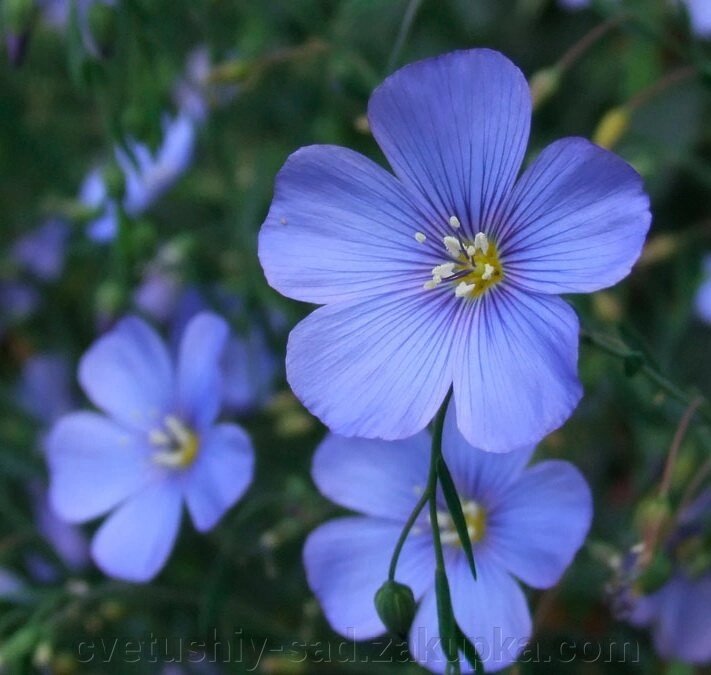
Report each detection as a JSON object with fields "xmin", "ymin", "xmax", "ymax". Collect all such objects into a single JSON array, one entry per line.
[
  {"xmin": 18, "ymin": 354, "xmax": 74, "ymax": 425},
  {"xmin": 453, "ymin": 287, "xmax": 582, "ymax": 452},
  {"xmin": 79, "ymin": 316, "xmax": 174, "ymax": 431},
  {"xmin": 486, "ymin": 460, "xmax": 592, "ymax": 588},
  {"xmin": 183, "ymin": 423, "xmax": 254, "ymax": 532},
  {"xmin": 687, "ymin": 0, "xmax": 711, "ymax": 38},
  {"xmin": 47, "ymin": 412, "xmax": 152, "ymax": 522},
  {"xmin": 311, "ymin": 431, "xmax": 430, "ymax": 521},
  {"xmin": 287, "ymin": 288, "xmax": 462, "ymax": 440},
  {"xmin": 259, "ymin": 145, "xmax": 439, "ymax": 305},
  {"xmin": 91, "ymin": 479, "xmax": 183, "ymax": 582},
  {"xmin": 175, "ymin": 312, "xmax": 229, "ymax": 430},
  {"xmin": 441, "ymin": 402, "xmax": 535, "ymax": 504},
  {"xmin": 497, "ymin": 138, "xmax": 651, "ymax": 294},
  {"xmin": 369, "ymin": 49, "xmax": 531, "ymax": 235},
  {"xmin": 695, "ymin": 276, "xmax": 711, "ymax": 324},
  {"xmin": 303, "ymin": 516, "xmax": 434, "ymax": 640}
]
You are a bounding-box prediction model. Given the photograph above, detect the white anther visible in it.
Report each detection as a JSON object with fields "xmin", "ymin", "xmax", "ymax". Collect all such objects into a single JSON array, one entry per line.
[
  {"xmin": 473, "ymin": 232, "xmax": 489, "ymax": 254},
  {"xmin": 432, "ymin": 262, "xmax": 455, "ymax": 278},
  {"xmin": 465, "ymin": 245, "xmax": 477, "ymax": 257},
  {"xmin": 448, "ymin": 215, "xmax": 461, "ymax": 229},
  {"xmin": 455, "ymin": 281, "xmax": 476, "ymax": 297},
  {"xmin": 164, "ymin": 415, "xmax": 191, "ymax": 445},
  {"xmin": 415, "ymin": 232, "xmax": 426, "ymax": 243},
  {"xmin": 443, "ymin": 236, "xmax": 462, "ymax": 257},
  {"xmin": 482, "ymin": 264, "xmax": 495, "ymax": 281},
  {"xmin": 423, "ymin": 278, "xmax": 441, "ymax": 290},
  {"xmin": 149, "ymin": 429, "xmax": 171, "ymax": 446}
]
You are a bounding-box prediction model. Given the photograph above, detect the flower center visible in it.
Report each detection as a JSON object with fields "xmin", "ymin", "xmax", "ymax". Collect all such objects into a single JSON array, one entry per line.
[
  {"xmin": 437, "ymin": 500, "xmax": 487, "ymax": 547},
  {"xmin": 149, "ymin": 415, "xmax": 199, "ymax": 468},
  {"xmin": 415, "ymin": 216, "xmax": 504, "ymax": 299}
]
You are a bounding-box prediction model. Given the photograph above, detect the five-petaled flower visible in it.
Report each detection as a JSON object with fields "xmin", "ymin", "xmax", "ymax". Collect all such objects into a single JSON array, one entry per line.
[
  {"xmin": 47, "ymin": 312, "xmax": 254, "ymax": 582},
  {"xmin": 303, "ymin": 403, "xmax": 592, "ymax": 672},
  {"xmin": 259, "ymin": 48, "xmax": 651, "ymax": 452}
]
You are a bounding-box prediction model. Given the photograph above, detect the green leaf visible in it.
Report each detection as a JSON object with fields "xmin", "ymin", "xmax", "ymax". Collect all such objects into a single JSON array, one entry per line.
[
  {"xmin": 434, "ymin": 568, "xmax": 459, "ymax": 671},
  {"xmin": 456, "ymin": 626, "xmax": 485, "ymax": 673},
  {"xmin": 437, "ymin": 456, "xmax": 477, "ymax": 580}
]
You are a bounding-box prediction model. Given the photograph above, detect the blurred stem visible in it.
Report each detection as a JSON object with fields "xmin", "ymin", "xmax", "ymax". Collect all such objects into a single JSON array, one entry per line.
[
  {"xmin": 659, "ymin": 397, "xmax": 704, "ymax": 499},
  {"xmin": 385, "ymin": 0, "xmax": 424, "ymax": 74},
  {"xmin": 558, "ymin": 13, "xmax": 629, "ymax": 74},
  {"xmin": 581, "ymin": 329, "xmax": 711, "ymax": 427}
]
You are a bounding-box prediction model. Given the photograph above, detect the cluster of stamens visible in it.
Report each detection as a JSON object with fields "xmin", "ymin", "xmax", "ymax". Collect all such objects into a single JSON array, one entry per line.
[
  {"xmin": 415, "ymin": 216, "xmax": 503, "ymax": 299},
  {"xmin": 437, "ymin": 500, "xmax": 487, "ymax": 547},
  {"xmin": 149, "ymin": 415, "xmax": 199, "ymax": 468}
]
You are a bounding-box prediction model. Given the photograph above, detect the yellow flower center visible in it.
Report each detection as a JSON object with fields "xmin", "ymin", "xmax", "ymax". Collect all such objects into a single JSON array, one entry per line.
[
  {"xmin": 438, "ymin": 500, "xmax": 487, "ymax": 547},
  {"xmin": 416, "ymin": 218, "xmax": 504, "ymax": 299},
  {"xmin": 149, "ymin": 416, "xmax": 200, "ymax": 469}
]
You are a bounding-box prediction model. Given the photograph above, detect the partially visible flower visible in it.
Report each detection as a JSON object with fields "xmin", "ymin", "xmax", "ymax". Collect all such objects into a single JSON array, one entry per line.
[
  {"xmin": 46, "ymin": 312, "xmax": 254, "ymax": 582},
  {"xmin": 0, "ymin": 568, "xmax": 26, "ymax": 601},
  {"xmin": 0, "ymin": 281, "xmax": 39, "ymax": 336},
  {"xmin": 684, "ymin": 0, "xmax": 711, "ymax": 37},
  {"xmin": 80, "ymin": 112, "xmax": 196, "ymax": 243},
  {"xmin": 259, "ymin": 48, "xmax": 650, "ymax": 452},
  {"xmin": 11, "ymin": 220, "xmax": 69, "ymax": 282},
  {"xmin": 18, "ymin": 354, "xmax": 74, "ymax": 425},
  {"xmin": 625, "ymin": 492, "xmax": 711, "ymax": 664},
  {"xmin": 303, "ymin": 403, "xmax": 592, "ymax": 672},
  {"xmin": 695, "ymin": 256, "xmax": 711, "ymax": 324}
]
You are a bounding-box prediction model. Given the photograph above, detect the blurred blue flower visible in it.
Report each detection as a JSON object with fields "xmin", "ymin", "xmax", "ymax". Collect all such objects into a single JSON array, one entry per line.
[
  {"xmin": 627, "ymin": 492, "xmax": 711, "ymax": 664},
  {"xmin": 18, "ymin": 354, "xmax": 75, "ymax": 426},
  {"xmin": 259, "ymin": 48, "xmax": 651, "ymax": 452},
  {"xmin": 0, "ymin": 281, "xmax": 39, "ymax": 337},
  {"xmin": 11, "ymin": 220, "xmax": 69, "ymax": 282},
  {"xmin": 303, "ymin": 403, "xmax": 592, "ymax": 672},
  {"xmin": 80, "ymin": 112, "xmax": 196, "ymax": 242},
  {"xmin": 46, "ymin": 312, "xmax": 255, "ymax": 582},
  {"xmin": 694, "ymin": 255, "xmax": 711, "ymax": 323}
]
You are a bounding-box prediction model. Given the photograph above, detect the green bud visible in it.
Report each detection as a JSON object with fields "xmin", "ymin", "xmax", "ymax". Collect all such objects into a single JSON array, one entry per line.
[
  {"xmin": 103, "ymin": 162, "xmax": 125, "ymax": 202},
  {"xmin": 374, "ymin": 580, "xmax": 416, "ymax": 637},
  {"xmin": 635, "ymin": 496, "xmax": 671, "ymax": 537},
  {"xmin": 87, "ymin": 2, "xmax": 117, "ymax": 58},
  {"xmin": 637, "ymin": 552, "xmax": 672, "ymax": 594},
  {"xmin": 95, "ymin": 280, "xmax": 125, "ymax": 317},
  {"xmin": 529, "ymin": 67, "xmax": 561, "ymax": 109}
]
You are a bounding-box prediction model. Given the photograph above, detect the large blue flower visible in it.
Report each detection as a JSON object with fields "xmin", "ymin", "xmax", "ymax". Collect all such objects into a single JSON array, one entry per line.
[
  {"xmin": 259, "ymin": 49, "xmax": 651, "ymax": 452},
  {"xmin": 303, "ymin": 403, "xmax": 592, "ymax": 672},
  {"xmin": 46, "ymin": 313, "xmax": 254, "ymax": 582}
]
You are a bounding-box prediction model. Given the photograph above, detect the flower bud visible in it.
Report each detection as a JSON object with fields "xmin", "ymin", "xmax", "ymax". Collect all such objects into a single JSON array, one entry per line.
[
  {"xmin": 593, "ymin": 106, "xmax": 630, "ymax": 150},
  {"xmin": 530, "ymin": 67, "xmax": 561, "ymax": 109},
  {"xmin": 374, "ymin": 580, "xmax": 416, "ymax": 637},
  {"xmin": 635, "ymin": 496, "xmax": 672, "ymax": 538}
]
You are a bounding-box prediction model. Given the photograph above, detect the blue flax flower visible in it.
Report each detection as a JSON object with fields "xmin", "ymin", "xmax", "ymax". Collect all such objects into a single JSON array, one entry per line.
[
  {"xmin": 694, "ymin": 255, "xmax": 711, "ymax": 324},
  {"xmin": 259, "ymin": 49, "xmax": 650, "ymax": 451},
  {"xmin": 303, "ymin": 403, "xmax": 592, "ymax": 672},
  {"xmin": 626, "ymin": 491, "xmax": 711, "ymax": 664},
  {"xmin": 81, "ymin": 112, "xmax": 196, "ymax": 243},
  {"xmin": 46, "ymin": 313, "xmax": 254, "ymax": 582}
]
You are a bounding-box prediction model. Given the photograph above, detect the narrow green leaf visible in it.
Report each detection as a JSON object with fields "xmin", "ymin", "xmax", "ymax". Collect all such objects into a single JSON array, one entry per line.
[
  {"xmin": 437, "ymin": 456, "xmax": 477, "ymax": 580},
  {"xmin": 456, "ymin": 626, "xmax": 485, "ymax": 672},
  {"xmin": 434, "ymin": 568, "xmax": 460, "ymax": 671}
]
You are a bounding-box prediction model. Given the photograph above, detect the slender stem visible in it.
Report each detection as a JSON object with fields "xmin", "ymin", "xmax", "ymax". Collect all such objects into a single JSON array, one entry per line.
[
  {"xmin": 388, "ymin": 489, "xmax": 429, "ymax": 581},
  {"xmin": 581, "ymin": 329, "xmax": 711, "ymax": 427},
  {"xmin": 659, "ymin": 397, "xmax": 704, "ymax": 499},
  {"xmin": 385, "ymin": 0, "xmax": 424, "ymax": 74},
  {"xmin": 558, "ymin": 13, "xmax": 628, "ymax": 74}
]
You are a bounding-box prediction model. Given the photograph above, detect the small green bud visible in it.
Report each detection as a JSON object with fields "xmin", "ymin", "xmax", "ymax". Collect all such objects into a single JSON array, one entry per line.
[
  {"xmin": 637, "ymin": 552, "xmax": 672, "ymax": 594},
  {"xmin": 635, "ymin": 496, "xmax": 671, "ymax": 537},
  {"xmin": 87, "ymin": 2, "xmax": 117, "ymax": 58},
  {"xmin": 103, "ymin": 162, "xmax": 125, "ymax": 202},
  {"xmin": 374, "ymin": 580, "xmax": 416, "ymax": 637},
  {"xmin": 529, "ymin": 67, "xmax": 561, "ymax": 109}
]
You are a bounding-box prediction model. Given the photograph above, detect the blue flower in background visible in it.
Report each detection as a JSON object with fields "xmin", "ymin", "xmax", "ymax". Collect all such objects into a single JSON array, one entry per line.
[
  {"xmin": 11, "ymin": 220, "xmax": 69, "ymax": 282},
  {"xmin": 303, "ymin": 403, "xmax": 592, "ymax": 672},
  {"xmin": 259, "ymin": 49, "xmax": 651, "ymax": 452},
  {"xmin": 0, "ymin": 281, "xmax": 39, "ymax": 337},
  {"xmin": 694, "ymin": 255, "xmax": 711, "ymax": 324},
  {"xmin": 80, "ymin": 112, "xmax": 196, "ymax": 242},
  {"xmin": 46, "ymin": 313, "xmax": 254, "ymax": 582}
]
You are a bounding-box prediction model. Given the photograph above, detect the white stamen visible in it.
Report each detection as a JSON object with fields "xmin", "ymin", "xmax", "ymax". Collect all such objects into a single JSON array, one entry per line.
[
  {"xmin": 149, "ymin": 429, "xmax": 171, "ymax": 446},
  {"xmin": 432, "ymin": 262, "xmax": 455, "ymax": 278},
  {"xmin": 415, "ymin": 232, "xmax": 426, "ymax": 243},
  {"xmin": 482, "ymin": 264, "xmax": 495, "ymax": 281},
  {"xmin": 465, "ymin": 245, "xmax": 476, "ymax": 258},
  {"xmin": 165, "ymin": 415, "xmax": 191, "ymax": 445},
  {"xmin": 443, "ymin": 236, "xmax": 462, "ymax": 257},
  {"xmin": 473, "ymin": 232, "xmax": 489, "ymax": 254},
  {"xmin": 423, "ymin": 278, "xmax": 441, "ymax": 290},
  {"xmin": 448, "ymin": 215, "xmax": 461, "ymax": 229},
  {"xmin": 455, "ymin": 281, "xmax": 476, "ymax": 297}
]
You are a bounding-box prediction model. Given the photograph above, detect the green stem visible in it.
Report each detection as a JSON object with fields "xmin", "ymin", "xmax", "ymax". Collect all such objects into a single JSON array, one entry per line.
[
  {"xmin": 388, "ymin": 489, "xmax": 429, "ymax": 581},
  {"xmin": 385, "ymin": 0, "xmax": 424, "ymax": 74},
  {"xmin": 581, "ymin": 328, "xmax": 711, "ymax": 427}
]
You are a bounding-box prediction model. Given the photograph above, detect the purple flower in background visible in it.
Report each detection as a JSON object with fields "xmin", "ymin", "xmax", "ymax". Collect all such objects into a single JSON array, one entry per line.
[
  {"xmin": 259, "ymin": 49, "xmax": 650, "ymax": 452},
  {"xmin": 686, "ymin": 0, "xmax": 711, "ymax": 37},
  {"xmin": 304, "ymin": 403, "xmax": 592, "ymax": 672},
  {"xmin": 81, "ymin": 113, "xmax": 196, "ymax": 243},
  {"xmin": 0, "ymin": 281, "xmax": 39, "ymax": 336},
  {"xmin": 695, "ymin": 256, "xmax": 711, "ymax": 324},
  {"xmin": 46, "ymin": 313, "xmax": 254, "ymax": 582},
  {"xmin": 11, "ymin": 220, "xmax": 69, "ymax": 282}
]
